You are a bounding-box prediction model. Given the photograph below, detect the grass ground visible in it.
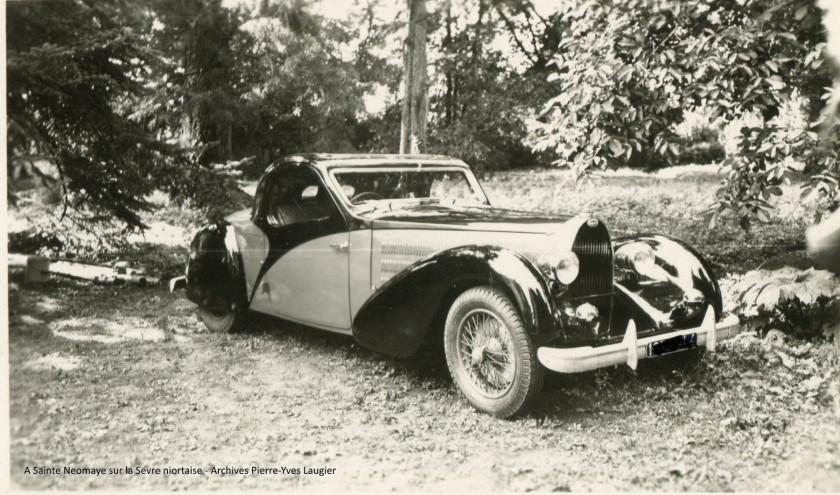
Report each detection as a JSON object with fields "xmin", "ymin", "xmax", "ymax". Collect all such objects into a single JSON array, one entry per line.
[
  {"xmin": 481, "ymin": 167, "xmax": 814, "ymax": 275},
  {"xmin": 8, "ymin": 165, "xmax": 840, "ymax": 490}
]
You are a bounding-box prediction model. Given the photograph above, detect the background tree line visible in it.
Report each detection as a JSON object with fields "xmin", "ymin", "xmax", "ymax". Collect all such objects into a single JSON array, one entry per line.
[{"xmin": 6, "ymin": 0, "xmax": 838, "ymax": 240}]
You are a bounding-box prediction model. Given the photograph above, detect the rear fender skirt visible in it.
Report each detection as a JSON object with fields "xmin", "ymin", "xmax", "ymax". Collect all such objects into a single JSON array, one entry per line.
[
  {"xmin": 614, "ymin": 234, "xmax": 723, "ymax": 320},
  {"xmin": 185, "ymin": 221, "xmax": 247, "ymax": 313},
  {"xmin": 352, "ymin": 245, "xmax": 560, "ymax": 358}
]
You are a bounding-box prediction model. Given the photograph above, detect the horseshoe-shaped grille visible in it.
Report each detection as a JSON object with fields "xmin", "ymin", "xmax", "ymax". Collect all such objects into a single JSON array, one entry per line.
[{"xmin": 568, "ymin": 221, "xmax": 614, "ymax": 297}]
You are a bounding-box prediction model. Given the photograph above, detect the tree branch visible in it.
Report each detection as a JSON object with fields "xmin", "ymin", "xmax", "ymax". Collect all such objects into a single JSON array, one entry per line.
[{"xmin": 493, "ymin": 3, "xmax": 539, "ymax": 65}]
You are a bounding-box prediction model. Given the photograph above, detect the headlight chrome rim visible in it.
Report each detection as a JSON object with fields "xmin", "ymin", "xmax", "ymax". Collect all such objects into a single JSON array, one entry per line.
[{"xmin": 554, "ymin": 251, "xmax": 580, "ymax": 285}]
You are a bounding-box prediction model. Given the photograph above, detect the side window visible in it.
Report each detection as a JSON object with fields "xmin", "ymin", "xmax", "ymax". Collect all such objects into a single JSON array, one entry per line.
[{"xmin": 263, "ymin": 168, "xmax": 339, "ymax": 227}]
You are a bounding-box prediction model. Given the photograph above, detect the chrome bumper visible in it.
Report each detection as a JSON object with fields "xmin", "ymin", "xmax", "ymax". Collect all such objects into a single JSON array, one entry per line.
[{"xmin": 537, "ymin": 307, "xmax": 740, "ymax": 373}]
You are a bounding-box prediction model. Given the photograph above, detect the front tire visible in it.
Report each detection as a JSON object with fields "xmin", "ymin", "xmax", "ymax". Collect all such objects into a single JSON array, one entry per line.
[{"xmin": 444, "ymin": 286, "xmax": 544, "ymax": 418}]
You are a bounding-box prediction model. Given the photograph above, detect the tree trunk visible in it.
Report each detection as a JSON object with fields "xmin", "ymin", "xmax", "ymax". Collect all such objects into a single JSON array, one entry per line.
[
  {"xmin": 225, "ymin": 120, "xmax": 233, "ymax": 162},
  {"xmin": 472, "ymin": 0, "xmax": 486, "ymax": 60},
  {"xmin": 400, "ymin": 0, "xmax": 429, "ymax": 154},
  {"xmin": 444, "ymin": 0, "xmax": 454, "ymax": 126},
  {"xmin": 462, "ymin": 0, "xmax": 486, "ymax": 118}
]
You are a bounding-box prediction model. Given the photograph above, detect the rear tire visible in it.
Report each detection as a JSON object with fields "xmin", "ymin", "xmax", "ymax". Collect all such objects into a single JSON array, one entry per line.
[
  {"xmin": 444, "ymin": 286, "xmax": 544, "ymax": 418},
  {"xmin": 197, "ymin": 305, "xmax": 244, "ymax": 333}
]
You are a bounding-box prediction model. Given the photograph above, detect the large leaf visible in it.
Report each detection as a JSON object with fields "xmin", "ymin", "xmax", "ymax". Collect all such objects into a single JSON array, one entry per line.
[{"xmin": 734, "ymin": 267, "xmax": 840, "ymax": 314}]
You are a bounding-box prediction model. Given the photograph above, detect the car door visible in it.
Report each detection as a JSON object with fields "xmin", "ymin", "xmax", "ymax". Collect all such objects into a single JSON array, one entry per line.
[{"xmin": 254, "ymin": 165, "xmax": 351, "ymax": 332}]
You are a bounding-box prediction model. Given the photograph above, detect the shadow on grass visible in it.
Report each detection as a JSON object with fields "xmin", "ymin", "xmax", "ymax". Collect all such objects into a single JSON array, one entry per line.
[
  {"xmin": 239, "ymin": 311, "xmax": 454, "ymax": 380},
  {"xmin": 236, "ymin": 307, "xmax": 720, "ymax": 422}
]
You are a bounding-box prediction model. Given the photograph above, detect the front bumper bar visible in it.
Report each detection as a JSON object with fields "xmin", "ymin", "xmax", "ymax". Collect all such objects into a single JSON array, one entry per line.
[{"xmin": 537, "ymin": 306, "xmax": 739, "ymax": 373}]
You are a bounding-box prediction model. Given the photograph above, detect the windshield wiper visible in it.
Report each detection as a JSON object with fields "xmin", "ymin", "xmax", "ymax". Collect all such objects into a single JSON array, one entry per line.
[{"xmin": 353, "ymin": 200, "xmax": 394, "ymax": 215}]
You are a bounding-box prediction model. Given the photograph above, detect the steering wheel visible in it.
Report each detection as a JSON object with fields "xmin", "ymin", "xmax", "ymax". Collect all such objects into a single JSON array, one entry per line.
[{"xmin": 351, "ymin": 191, "xmax": 385, "ymax": 203}]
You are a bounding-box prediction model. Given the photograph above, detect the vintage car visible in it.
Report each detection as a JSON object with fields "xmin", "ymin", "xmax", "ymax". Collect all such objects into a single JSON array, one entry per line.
[{"xmin": 179, "ymin": 153, "xmax": 739, "ymax": 418}]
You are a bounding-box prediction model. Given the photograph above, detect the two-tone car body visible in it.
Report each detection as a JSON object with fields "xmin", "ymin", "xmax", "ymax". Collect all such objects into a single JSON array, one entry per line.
[{"xmin": 181, "ymin": 154, "xmax": 739, "ymax": 417}]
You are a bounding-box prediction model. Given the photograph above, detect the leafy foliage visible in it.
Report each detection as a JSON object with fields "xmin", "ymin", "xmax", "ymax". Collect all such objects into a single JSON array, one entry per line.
[
  {"xmin": 159, "ymin": 0, "xmax": 254, "ymax": 164},
  {"xmin": 724, "ymin": 267, "xmax": 840, "ymax": 339},
  {"xmin": 141, "ymin": 0, "xmax": 366, "ymax": 166},
  {"xmin": 673, "ymin": 127, "xmax": 725, "ymax": 165},
  {"xmin": 6, "ymin": 0, "xmax": 176, "ymax": 228},
  {"xmin": 535, "ymin": 0, "xmax": 836, "ymax": 229},
  {"xmin": 237, "ymin": 2, "xmax": 366, "ymax": 160},
  {"xmin": 7, "ymin": 0, "xmax": 369, "ymax": 240},
  {"xmin": 423, "ymin": 0, "xmax": 554, "ymax": 171},
  {"xmin": 9, "ymin": 0, "xmax": 839, "ymax": 239}
]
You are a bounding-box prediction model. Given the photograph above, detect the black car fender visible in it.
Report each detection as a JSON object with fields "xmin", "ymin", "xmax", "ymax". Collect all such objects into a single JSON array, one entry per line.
[
  {"xmin": 185, "ymin": 221, "xmax": 248, "ymax": 314},
  {"xmin": 352, "ymin": 245, "xmax": 561, "ymax": 358},
  {"xmin": 614, "ymin": 234, "xmax": 723, "ymax": 321}
]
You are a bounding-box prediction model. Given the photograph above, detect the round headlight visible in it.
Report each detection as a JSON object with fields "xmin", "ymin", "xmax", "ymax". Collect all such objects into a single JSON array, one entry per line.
[
  {"xmin": 554, "ymin": 251, "xmax": 580, "ymax": 285},
  {"xmin": 616, "ymin": 242, "xmax": 656, "ymax": 275}
]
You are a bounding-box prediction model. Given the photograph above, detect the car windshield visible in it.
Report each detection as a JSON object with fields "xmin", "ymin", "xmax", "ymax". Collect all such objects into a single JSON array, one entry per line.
[{"xmin": 331, "ymin": 167, "xmax": 488, "ymax": 208}]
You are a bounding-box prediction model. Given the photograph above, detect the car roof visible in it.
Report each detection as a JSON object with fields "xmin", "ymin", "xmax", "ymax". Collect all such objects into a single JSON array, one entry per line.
[{"xmin": 281, "ymin": 153, "xmax": 471, "ymax": 171}]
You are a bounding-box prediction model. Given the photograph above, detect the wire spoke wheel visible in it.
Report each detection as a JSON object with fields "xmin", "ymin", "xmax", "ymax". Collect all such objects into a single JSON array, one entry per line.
[
  {"xmin": 444, "ymin": 286, "xmax": 544, "ymax": 418},
  {"xmin": 457, "ymin": 309, "xmax": 517, "ymax": 398}
]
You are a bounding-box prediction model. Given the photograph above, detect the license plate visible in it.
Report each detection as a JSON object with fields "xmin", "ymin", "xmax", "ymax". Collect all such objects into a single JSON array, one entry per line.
[{"xmin": 647, "ymin": 333, "xmax": 697, "ymax": 357}]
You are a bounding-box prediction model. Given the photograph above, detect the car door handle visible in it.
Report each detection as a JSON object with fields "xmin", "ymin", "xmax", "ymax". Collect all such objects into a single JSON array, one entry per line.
[{"xmin": 330, "ymin": 241, "xmax": 350, "ymax": 251}]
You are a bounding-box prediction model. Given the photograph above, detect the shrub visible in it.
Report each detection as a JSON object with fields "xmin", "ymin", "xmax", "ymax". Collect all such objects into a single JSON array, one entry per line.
[
  {"xmin": 724, "ymin": 267, "xmax": 840, "ymax": 340},
  {"xmin": 674, "ymin": 126, "xmax": 726, "ymax": 165},
  {"xmin": 534, "ymin": 0, "xmax": 836, "ymax": 230}
]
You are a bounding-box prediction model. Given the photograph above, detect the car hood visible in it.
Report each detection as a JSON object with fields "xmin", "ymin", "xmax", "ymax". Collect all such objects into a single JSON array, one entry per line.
[{"xmin": 364, "ymin": 204, "xmax": 574, "ymax": 234}]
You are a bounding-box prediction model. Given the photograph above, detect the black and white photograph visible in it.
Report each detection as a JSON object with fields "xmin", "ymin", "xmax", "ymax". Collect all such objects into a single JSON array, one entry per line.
[{"xmin": 4, "ymin": 0, "xmax": 840, "ymax": 491}]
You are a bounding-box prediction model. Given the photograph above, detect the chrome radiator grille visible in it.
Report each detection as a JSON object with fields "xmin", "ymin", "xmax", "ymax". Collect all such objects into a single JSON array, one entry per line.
[{"xmin": 568, "ymin": 221, "xmax": 614, "ymax": 297}]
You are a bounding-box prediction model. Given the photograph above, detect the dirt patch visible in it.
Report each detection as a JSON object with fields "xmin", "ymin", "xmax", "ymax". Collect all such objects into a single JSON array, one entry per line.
[
  {"xmin": 51, "ymin": 317, "xmax": 169, "ymax": 344},
  {"xmin": 25, "ymin": 353, "xmax": 83, "ymax": 371}
]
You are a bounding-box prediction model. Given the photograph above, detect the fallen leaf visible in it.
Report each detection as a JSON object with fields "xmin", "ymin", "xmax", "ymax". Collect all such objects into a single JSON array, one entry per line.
[
  {"xmin": 669, "ymin": 464, "xmax": 687, "ymax": 477},
  {"xmin": 777, "ymin": 351, "xmax": 796, "ymax": 369},
  {"xmin": 800, "ymin": 375, "xmax": 824, "ymax": 392}
]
